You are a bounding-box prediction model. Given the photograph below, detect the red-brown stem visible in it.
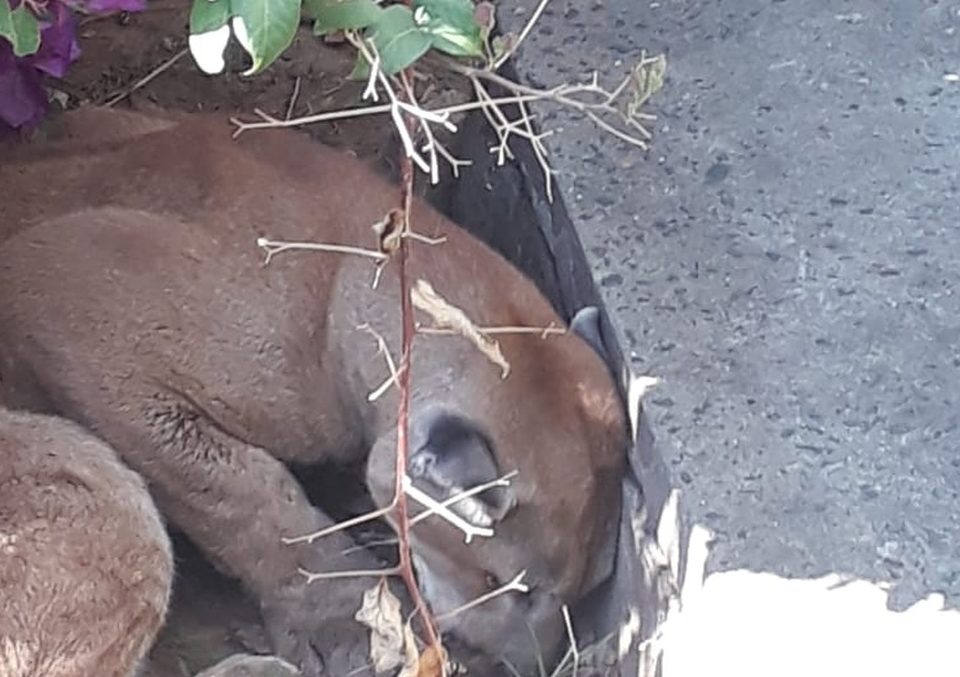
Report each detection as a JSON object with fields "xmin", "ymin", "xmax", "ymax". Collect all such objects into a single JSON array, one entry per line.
[{"xmin": 390, "ymin": 63, "xmax": 444, "ymax": 659}]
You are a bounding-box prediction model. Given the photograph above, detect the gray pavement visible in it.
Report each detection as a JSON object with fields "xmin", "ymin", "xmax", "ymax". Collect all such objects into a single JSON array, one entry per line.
[{"xmin": 501, "ymin": 0, "xmax": 960, "ymax": 608}]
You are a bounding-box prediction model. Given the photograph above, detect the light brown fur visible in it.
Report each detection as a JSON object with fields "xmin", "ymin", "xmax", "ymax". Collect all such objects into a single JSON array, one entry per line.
[
  {"xmin": 0, "ymin": 408, "xmax": 173, "ymax": 677},
  {"xmin": 0, "ymin": 107, "xmax": 626, "ymax": 675}
]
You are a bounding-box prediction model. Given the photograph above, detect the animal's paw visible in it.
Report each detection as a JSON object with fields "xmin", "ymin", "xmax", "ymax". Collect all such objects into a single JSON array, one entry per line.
[
  {"xmin": 261, "ymin": 596, "xmax": 377, "ymax": 677},
  {"xmin": 195, "ymin": 653, "xmax": 299, "ymax": 677}
]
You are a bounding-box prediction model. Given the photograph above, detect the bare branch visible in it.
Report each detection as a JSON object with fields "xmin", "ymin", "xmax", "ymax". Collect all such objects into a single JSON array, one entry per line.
[
  {"xmin": 409, "ymin": 470, "xmax": 519, "ymax": 528},
  {"xmin": 230, "ymin": 104, "xmax": 392, "ymax": 138},
  {"xmin": 403, "ymin": 476, "xmax": 495, "ymax": 544},
  {"xmin": 516, "ymin": 98, "xmax": 557, "ymax": 201},
  {"xmin": 298, "ymin": 565, "xmax": 401, "ymax": 585},
  {"xmin": 285, "ymin": 75, "xmax": 302, "ymax": 121},
  {"xmin": 230, "ymin": 90, "xmax": 637, "ymax": 140},
  {"xmin": 104, "ymin": 47, "xmax": 188, "ymax": 107},
  {"xmin": 551, "ymin": 605, "xmax": 581, "ymax": 677},
  {"xmin": 359, "ymin": 324, "xmax": 402, "ymax": 402},
  {"xmin": 416, "ymin": 322, "xmax": 565, "ymax": 338},
  {"xmin": 256, "ymin": 237, "xmax": 387, "ymax": 264},
  {"xmin": 437, "ymin": 570, "xmax": 530, "ymax": 621},
  {"xmin": 491, "ymin": 0, "xmax": 553, "ymax": 70},
  {"xmin": 391, "ymin": 68, "xmax": 446, "ymax": 663},
  {"xmin": 282, "ymin": 504, "xmax": 396, "ymax": 546},
  {"xmin": 403, "ymin": 231, "xmax": 448, "ymax": 246},
  {"xmin": 431, "ymin": 138, "xmax": 473, "ymax": 178}
]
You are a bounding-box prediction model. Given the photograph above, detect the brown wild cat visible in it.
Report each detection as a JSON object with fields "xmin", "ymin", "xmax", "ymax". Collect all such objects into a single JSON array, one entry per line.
[{"xmin": 0, "ymin": 107, "xmax": 627, "ymax": 676}]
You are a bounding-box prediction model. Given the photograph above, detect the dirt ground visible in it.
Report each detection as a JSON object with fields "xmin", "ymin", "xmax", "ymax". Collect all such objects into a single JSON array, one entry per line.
[
  {"xmin": 56, "ymin": 2, "xmax": 472, "ymax": 675},
  {"xmin": 62, "ymin": 0, "xmax": 470, "ymax": 183}
]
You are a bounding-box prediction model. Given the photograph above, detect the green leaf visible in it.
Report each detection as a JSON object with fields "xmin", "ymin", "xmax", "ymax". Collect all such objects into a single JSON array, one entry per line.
[
  {"xmin": 0, "ymin": 1, "xmax": 42, "ymax": 57},
  {"xmin": 188, "ymin": 0, "xmax": 233, "ymax": 74},
  {"xmin": 189, "ymin": 0, "xmax": 231, "ymax": 34},
  {"xmin": 367, "ymin": 4, "xmax": 431, "ymax": 75},
  {"xmin": 308, "ymin": 0, "xmax": 383, "ymax": 34},
  {"xmin": 231, "ymin": 0, "xmax": 302, "ymax": 75},
  {"xmin": 413, "ymin": 0, "xmax": 482, "ymax": 57},
  {"xmin": 347, "ymin": 49, "xmax": 371, "ymax": 80}
]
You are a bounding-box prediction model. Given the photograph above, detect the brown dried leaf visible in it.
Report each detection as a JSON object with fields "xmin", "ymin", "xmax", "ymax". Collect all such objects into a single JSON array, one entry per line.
[
  {"xmin": 373, "ymin": 208, "xmax": 405, "ymax": 257},
  {"xmin": 354, "ymin": 578, "xmax": 405, "ymax": 673},
  {"xmin": 415, "ymin": 644, "xmax": 447, "ymax": 677},
  {"xmin": 411, "ymin": 278, "xmax": 510, "ymax": 378}
]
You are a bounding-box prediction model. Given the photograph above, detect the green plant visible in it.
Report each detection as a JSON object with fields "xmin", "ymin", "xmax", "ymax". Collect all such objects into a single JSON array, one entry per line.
[{"xmin": 187, "ymin": 0, "xmax": 489, "ymax": 77}]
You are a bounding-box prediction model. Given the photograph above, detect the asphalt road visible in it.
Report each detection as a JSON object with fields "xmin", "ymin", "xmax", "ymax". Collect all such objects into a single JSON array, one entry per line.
[{"xmin": 500, "ymin": 0, "xmax": 960, "ymax": 609}]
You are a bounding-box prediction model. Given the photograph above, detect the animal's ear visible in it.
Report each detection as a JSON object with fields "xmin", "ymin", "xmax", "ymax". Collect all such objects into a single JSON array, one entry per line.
[
  {"xmin": 570, "ymin": 305, "xmax": 611, "ymax": 362},
  {"xmin": 408, "ymin": 412, "xmax": 517, "ymax": 526}
]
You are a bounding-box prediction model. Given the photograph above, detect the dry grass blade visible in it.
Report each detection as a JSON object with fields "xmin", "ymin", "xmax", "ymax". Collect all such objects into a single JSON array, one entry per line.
[{"xmin": 411, "ymin": 279, "xmax": 510, "ymax": 378}]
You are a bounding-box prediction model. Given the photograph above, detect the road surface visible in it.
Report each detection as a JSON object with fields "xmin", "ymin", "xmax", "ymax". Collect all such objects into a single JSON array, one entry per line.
[{"xmin": 502, "ymin": 0, "xmax": 960, "ymax": 609}]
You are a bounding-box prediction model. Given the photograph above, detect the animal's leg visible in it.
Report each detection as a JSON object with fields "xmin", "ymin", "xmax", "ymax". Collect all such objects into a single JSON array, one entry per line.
[{"xmin": 95, "ymin": 392, "xmax": 390, "ymax": 677}]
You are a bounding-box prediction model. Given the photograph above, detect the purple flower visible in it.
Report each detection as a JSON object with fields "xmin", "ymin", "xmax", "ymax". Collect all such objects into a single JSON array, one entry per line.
[
  {"xmin": 0, "ymin": 0, "xmax": 146, "ymax": 132},
  {"xmin": 0, "ymin": 38, "xmax": 48, "ymax": 130},
  {"xmin": 30, "ymin": 1, "xmax": 82, "ymax": 78},
  {"xmin": 80, "ymin": 0, "xmax": 147, "ymax": 12}
]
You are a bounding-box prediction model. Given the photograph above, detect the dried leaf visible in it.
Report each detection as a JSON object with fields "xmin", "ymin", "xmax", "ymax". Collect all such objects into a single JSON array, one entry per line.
[
  {"xmin": 415, "ymin": 643, "xmax": 447, "ymax": 677},
  {"xmin": 373, "ymin": 208, "xmax": 404, "ymax": 257},
  {"xmin": 625, "ymin": 54, "xmax": 667, "ymax": 117},
  {"xmin": 397, "ymin": 622, "xmax": 420, "ymax": 677},
  {"xmin": 354, "ymin": 579, "xmax": 406, "ymax": 672},
  {"xmin": 411, "ymin": 279, "xmax": 510, "ymax": 378},
  {"xmin": 490, "ymin": 32, "xmax": 516, "ymax": 61},
  {"xmin": 473, "ymin": 1, "xmax": 495, "ymax": 34}
]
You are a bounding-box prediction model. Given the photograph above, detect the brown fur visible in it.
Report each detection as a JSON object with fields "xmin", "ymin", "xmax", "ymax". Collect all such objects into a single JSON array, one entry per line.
[
  {"xmin": 0, "ymin": 408, "xmax": 173, "ymax": 677},
  {"xmin": 0, "ymin": 107, "xmax": 626, "ymax": 675}
]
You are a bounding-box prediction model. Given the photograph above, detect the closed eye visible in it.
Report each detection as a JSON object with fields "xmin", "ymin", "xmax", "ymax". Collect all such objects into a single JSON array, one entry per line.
[{"xmin": 484, "ymin": 571, "xmax": 501, "ymax": 591}]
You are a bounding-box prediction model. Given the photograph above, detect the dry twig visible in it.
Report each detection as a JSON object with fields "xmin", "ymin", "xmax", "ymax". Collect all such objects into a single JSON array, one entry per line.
[
  {"xmin": 437, "ymin": 570, "xmax": 530, "ymax": 621},
  {"xmin": 491, "ymin": 0, "xmax": 553, "ymax": 70},
  {"xmin": 553, "ymin": 605, "xmax": 581, "ymax": 677},
  {"xmin": 256, "ymin": 236, "xmax": 387, "ymax": 264},
  {"xmin": 104, "ymin": 47, "xmax": 188, "ymax": 107},
  {"xmin": 285, "ymin": 75, "xmax": 302, "ymax": 121},
  {"xmin": 417, "ymin": 322, "xmax": 564, "ymax": 338},
  {"xmin": 403, "ymin": 476, "xmax": 495, "ymax": 544}
]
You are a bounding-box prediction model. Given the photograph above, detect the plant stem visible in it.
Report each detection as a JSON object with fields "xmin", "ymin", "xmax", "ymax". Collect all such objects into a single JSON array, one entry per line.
[{"xmin": 391, "ymin": 63, "xmax": 444, "ymax": 660}]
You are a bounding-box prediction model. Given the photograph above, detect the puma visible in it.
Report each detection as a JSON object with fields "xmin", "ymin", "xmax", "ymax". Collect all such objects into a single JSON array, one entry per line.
[
  {"xmin": 0, "ymin": 408, "xmax": 173, "ymax": 677},
  {"xmin": 0, "ymin": 107, "xmax": 627, "ymax": 676}
]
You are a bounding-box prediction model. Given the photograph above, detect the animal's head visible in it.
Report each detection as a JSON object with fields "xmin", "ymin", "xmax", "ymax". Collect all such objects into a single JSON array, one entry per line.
[{"xmin": 365, "ymin": 305, "xmax": 627, "ymax": 675}]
